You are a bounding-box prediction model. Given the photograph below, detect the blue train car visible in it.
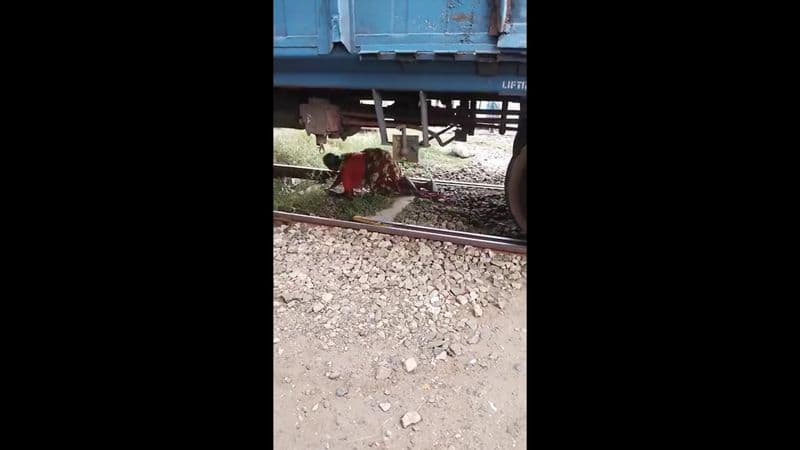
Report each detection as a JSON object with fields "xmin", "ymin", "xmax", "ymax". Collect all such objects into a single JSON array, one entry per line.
[{"xmin": 273, "ymin": 0, "xmax": 527, "ymax": 232}]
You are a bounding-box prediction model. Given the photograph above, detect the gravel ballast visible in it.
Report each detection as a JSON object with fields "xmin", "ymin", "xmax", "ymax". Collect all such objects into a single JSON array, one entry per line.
[
  {"xmin": 273, "ymin": 223, "xmax": 526, "ymax": 351},
  {"xmin": 395, "ymin": 186, "xmax": 524, "ymax": 239},
  {"xmin": 273, "ymin": 222, "xmax": 528, "ymax": 449}
]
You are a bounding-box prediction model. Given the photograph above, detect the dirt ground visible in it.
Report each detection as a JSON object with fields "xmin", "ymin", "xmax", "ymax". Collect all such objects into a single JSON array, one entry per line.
[
  {"xmin": 273, "ymin": 129, "xmax": 527, "ymax": 449},
  {"xmin": 273, "ymin": 290, "xmax": 527, "ymax": 450}
]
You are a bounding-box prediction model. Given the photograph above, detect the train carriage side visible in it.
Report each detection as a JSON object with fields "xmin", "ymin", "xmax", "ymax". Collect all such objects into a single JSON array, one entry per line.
[{"xmin": 273, "ymin": 0, "xmax": 527, "ymax": 233}]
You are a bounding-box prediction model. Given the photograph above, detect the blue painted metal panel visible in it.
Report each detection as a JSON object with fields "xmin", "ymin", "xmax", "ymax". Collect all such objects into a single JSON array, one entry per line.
[
  {"xmin": 274, "ymin": 0, "xmax": 527, "ymax": 55},
  {"xmin": 353, "ymin": 0, "xmax": 498, "ymax": 53},
  {"xmin": 332, "ymin": 0, "xmax": 355, "ymax": 52},
  {"xmin": 316, "ymin": 0, "xmax": 332, "ymax": 54},
  {"xmin": 274, "ymin": 70, "xmax": 527, "ymax": 96},
  {"xmin": 273, "ymin": 53, "xmax": 527, "ymax": 96},
  {"xmin": 273, "ymin": 0, "xmax": 527, "ymax": 92},
  {"xmin": 498, "ymin": 0, "xmax": 526, "ymax": 49},
  {"xmin": 273, "ymin": 0, "xmax": 319, "ymax": 49}
]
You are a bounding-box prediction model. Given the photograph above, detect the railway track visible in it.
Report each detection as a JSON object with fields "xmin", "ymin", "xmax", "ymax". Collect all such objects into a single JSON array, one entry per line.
[
  {"xmin": 274, "ymin": 211, "xmax": 527, "ymax": 254},
  {"xmin": 273, "ymin": 163, "xmax": 505, "ymax": 191}
]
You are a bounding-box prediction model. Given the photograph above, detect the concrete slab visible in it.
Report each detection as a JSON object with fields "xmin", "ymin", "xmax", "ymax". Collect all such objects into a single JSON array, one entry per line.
[{"xmin": 366, "ymin": 195, "xmax": 415, "ymax": 222}]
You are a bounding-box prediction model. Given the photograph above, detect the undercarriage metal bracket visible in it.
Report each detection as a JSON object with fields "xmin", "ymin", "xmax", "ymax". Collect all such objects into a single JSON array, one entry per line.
[
  {"xmin": 427, "ymin": 124, "xmax": 457, "ymax": 147},
  {"xmin": 299, "ymin": 98, "xmax": 342, "ymax": 151},
  {"xmin": 392, "ymin": 125, "xmax": 419, "ymax": 162},
  {"xmin": 371, "ymin": 89, "xmax": 389, "ymax": 145},
  {"xmin": 419, "ymin": 91, "xmax": 430, "ymax": 148}
]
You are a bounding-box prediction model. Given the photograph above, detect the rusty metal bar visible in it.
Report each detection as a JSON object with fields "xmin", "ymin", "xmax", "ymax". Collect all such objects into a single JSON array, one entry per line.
[
  {"xmin": 273, "ymin": 211, "xmax": 527, "ymax": 254},
  {"xmin": 474, "ymin": 123, "xmax": 519, "ymax": 131},
  {"xmin": 342, "ymin": 106, "xmax": 517, "ymax": 116},
  {"xmin": 426, "ymin": 124, "xmax": 456, "ymax": 147},
  {"xmin": 371, "ymin": 89, "xmax": 389, "ymax": 145},
  {"xmin": 499, "ymin": 0, "xmax": 511, "ymax": 33},
  {"xmin": 469, "ymin": 109, "xmax": 514, "ymax": 114},
  {"xmin": 340, "ymin": 109, "xmax": 518, "ymax": 130},
  {"xmin": 429, "ymin": 124, "xmax": 456, "ymax": 136},
  {"xmin": 500, "ymin": 100, "xmax": 508, "ymax": 134},
  {"xmin": 402, "ymin": 118, "xmax": 520, "ymax": 130},
  {"xmin": 419, "ymin": 91, "xmax": 430, "ymax": 147}
]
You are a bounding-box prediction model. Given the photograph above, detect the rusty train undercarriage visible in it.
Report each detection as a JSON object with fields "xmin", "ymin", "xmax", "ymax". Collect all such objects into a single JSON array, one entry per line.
[
  {"xmin": 273, "ymin": 89, "xmax": 526, "ymax": 148},
  {"xmin": 273, "ymin": 88, "xmax": 528, "ymax": 234}
]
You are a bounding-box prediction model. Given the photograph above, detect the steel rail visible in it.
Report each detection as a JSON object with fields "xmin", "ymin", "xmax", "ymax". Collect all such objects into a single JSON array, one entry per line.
[
  {"xmin": 273, "ymin": 163, "xmax": 334, "ymax": 181},
  {"xmin": 357, "ymin": 217, "xmax": 526, "ymax": 245},
  {"xmin": 273, "ymin": 163, "xmax": 505, "ymax": 191},
  {"xmin": 411, "ymin": 179, "xmax": 504, "ymax": 190},
  {"xmin": 273, "ymin": 211, "xmax": 527, "ymax": 254}
]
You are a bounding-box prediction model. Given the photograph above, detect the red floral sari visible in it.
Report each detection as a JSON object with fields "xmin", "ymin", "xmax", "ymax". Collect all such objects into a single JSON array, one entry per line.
[
  {"xmin": 361, "ymin": 148, "xmax": 403, "ymax": 194},
  {"xmin": 334, "ymin": 148, "xmax": 440, "ymax": 199}
]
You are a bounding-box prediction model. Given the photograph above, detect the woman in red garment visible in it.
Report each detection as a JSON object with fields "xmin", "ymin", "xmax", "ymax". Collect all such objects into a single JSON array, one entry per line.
[{"xmin": 323, "ymin": 148, "xmax": 438, "ymax": 198}]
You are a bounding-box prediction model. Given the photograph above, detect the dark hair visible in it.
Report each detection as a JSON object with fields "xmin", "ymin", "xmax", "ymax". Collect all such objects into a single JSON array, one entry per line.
[{"xmin": 323, "ymin": 153, "xmax": 341, "ymax": 171}]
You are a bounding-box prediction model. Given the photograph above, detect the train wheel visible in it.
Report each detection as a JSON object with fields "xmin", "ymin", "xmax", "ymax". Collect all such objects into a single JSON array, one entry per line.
[
  {"xmin": 505, "ymin": 147, "xmax": 527, "ymax": 234},
  {"xmin": 513, "ymin": 127, "xmax": 527, "ymax": 158}
]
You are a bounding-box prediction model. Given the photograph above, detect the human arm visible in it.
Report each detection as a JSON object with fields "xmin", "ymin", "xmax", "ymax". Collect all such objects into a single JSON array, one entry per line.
[
  {"xmin": 399, "ymin": 176, "xmax": 421, "ymax": 195},
  {"xmin": 327, "ymin": 172, "xmax": 342, "ymax": 191}
]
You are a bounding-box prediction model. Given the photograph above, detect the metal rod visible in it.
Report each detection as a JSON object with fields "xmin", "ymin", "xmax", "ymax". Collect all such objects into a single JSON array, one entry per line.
[
  {"xmin": 437, "ymin": 135, "xmax": 457, "ymax": 147},
  {"xmin": 474, "ymin": 123, "xmax": 518, "ymax": 130},
  {"xmin": 341, "ymin": 114, "xmax": 518, "ymax": 128},
  {"xmin": 429, "ymin": 124, "xmax": 456, "ymax": 136},
  {"xmin": 273, "ymin": 163, "xmax": 335, "ymax": 181},
  {"xmin": 419, "ymin": 91, "xmax": 430, "ymax": 147},
  {"xmin": 500, "ymin": 100, "xmax": 508, "ymax": 134},
  {"xmin": 376, "ymin": 219, "xmax": 526, "ymax": 245},
  {"xmin": 446, "ymin": 117, "xmax": 517, "ymax": 123},
  {"xmin": 272, "ymin": 163, "xmax": 505, "ymax": 190},
  {"xmin": 342, "ymin": 107, "xmax": 517, "ymax": 116},
  {"xmin": 371, "ymin": 89, "xmax": 389, "ymax": 145},
  {"xmin": 407, "ymin": 178, "xmax": 504, "ymax": 190},
  {"xmin": 273, "ymin": 211, "xmax": 526, "ymax": 254},
  {"xmin": 427, "ymin": 124, "xmax": 455, "ymax": 146}
]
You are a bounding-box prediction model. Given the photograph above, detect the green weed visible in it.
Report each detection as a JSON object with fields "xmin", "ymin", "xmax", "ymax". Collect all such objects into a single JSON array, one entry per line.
[
  {"xmin": 273, "ymin": 128, "xmax": 468, "ymax": 170},
  {"xmin": 273, "ymin": 179, "xmax": 393, "ymax": 220}
]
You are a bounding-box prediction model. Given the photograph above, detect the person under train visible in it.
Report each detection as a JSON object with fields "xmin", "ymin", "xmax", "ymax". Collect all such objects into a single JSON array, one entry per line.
[{"xmin": 322, "ymin": 148, "xmax": 440, "ymax": 199}]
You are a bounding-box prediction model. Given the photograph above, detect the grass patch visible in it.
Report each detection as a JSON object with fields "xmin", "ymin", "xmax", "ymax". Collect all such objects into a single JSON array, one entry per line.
[
  {"xmin": 398, "ymin": 147, "xmax": 469, "ymax": 174},
  {"xmin": 273, "ymin": 128, "xmax": 469, "ymax": 170},
  {"xmin": 273, "ymin": 129, "xmax": 389, "ymax": 168},
  {"xmin": 273, "ymin": 179, "xmax": 393, "ymax": 220}
]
